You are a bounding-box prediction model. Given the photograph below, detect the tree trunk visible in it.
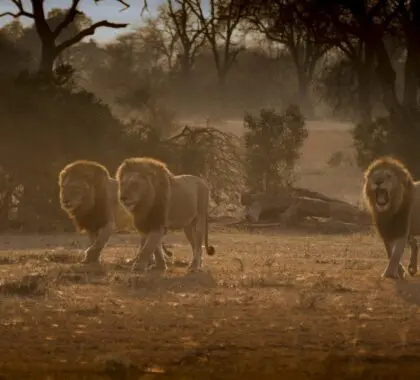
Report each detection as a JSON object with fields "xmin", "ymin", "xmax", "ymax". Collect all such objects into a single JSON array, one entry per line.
[
  {"xmin": 356, "ymin": 45, "xmax": 374, "ymax": 124},
  {"xmin": 403, "ymin": 41, "xmax": 419, "ymax": 109},
  {"xmin": 297, "ymin": 71, "xmax": 314, "ymax": 118},
  {"xmin": 374, "ymin": 39, "xmax": 401, "ymax": 115},
  {"xmin": 38, "ymin": 44, "xmax": 56, "ymax": 79},
  {"xmin": 217, "ymin": 70, "xmax": 227, "ymax": 112},
  {"xmin": 180, "ymin": 48, "xmax": 192, "ymax": 80},
  {"xmin": 357, "ymin": 72, "xmax": 373, "ymax": 124}
]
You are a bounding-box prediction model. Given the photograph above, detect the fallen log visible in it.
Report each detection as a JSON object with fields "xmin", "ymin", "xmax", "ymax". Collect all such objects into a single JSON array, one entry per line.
[{"xmin": 242, "ymin": 189, "xmax": 371, "ymax": 226}]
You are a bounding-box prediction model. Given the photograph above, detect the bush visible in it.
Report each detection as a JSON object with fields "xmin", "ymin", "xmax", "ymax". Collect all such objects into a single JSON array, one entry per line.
[
  {"xmin": 121, "ymin": 121, "xmax": 244, "ymax": 206},
  {"xmin": 244, "ymin": 105, "xmax": 308, "ymax": 194},
  {"xmin": 327, "ymin": 150, "xmax": 355, "ymax": 168},
  {"xmin": 0, "ymin": 70, "xmax": 243, "ymax": 231},
  {"xmin": 0, "ymin": 73, "xmax": 125, "ymax": 231},
  {"xmin": 353, "ymin": 111, "xmax": 420, "ymax": 177}
]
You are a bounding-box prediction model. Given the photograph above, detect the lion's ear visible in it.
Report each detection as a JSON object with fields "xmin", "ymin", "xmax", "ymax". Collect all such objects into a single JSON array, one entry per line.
[{"xmin": 399, "ymin": 172, "xmax": 411, "ymax": 188}]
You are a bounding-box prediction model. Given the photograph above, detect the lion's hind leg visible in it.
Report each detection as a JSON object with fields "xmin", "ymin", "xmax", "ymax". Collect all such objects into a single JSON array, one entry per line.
[
  {"xmin": 408, "ymin": 236, "xmax": 418, "ymax": 276},
  {"xmin": 184, "ymin": 224, "xmax": 202, "ymax": 272},
  {"xmin": 132, "ymin": 229, "xmax": 165, "ymax": 273}
]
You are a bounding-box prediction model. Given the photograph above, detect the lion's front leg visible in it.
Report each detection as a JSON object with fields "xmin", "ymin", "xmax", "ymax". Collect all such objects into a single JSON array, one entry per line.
[
  {"xmin": 148, "ymin": 244, "xmax": 168, "ymax": 272},
  {"xmin": 146, "ymin": 244, "xmax": 170, "ymax": 271},
  {"xmin": 82, "ymin": 224, "xmax": 112, "ymax": 264},
  {"xmin": 382, "ymin": 237, "xmax": 407, "ymax": 279},
  {"xmin": 408, "ymin": 236, "xmax": 418, "ymax": 276},
  {"xmin": 383, "ymin": 239, "xmax": 407, "ymax": 279},
  {"xmin": 132, "ymin": 228, "xmax": 164, "ymax": 273}
]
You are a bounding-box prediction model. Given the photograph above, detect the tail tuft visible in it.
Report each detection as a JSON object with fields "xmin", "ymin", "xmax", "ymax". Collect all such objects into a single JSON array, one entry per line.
[{"xmin": 206, "ymin": 245, "xmax": 216, "ymax": 256}]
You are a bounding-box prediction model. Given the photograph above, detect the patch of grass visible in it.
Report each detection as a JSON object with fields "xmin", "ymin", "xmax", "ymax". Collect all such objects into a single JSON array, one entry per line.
[{"xmin": 0, "ymin": 273, "xmax": 49, "ymax": 296}]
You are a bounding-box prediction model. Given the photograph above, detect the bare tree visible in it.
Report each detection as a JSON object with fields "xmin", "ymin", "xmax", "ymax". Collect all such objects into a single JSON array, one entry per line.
[
  {"xmin": 165, "ymin": 0, "xmax": 205, "ymax": 79},
  {"xmin": 0, "ymin": 0, "xmax": 129, "ymax": 78},
  {"xmin": 184, "ymin": 0, "xmax": 248, "ymax": 105},
  {"xmin": 140, "ymin": 9, "xmax": 180, "ymax": 73}
]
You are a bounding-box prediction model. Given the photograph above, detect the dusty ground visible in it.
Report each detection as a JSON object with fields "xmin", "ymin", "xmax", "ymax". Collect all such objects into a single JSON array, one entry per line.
[
  {"xmin": 2, "ymin": 228, "xmax": 420, "ymax": 380},
  {"xmin": 1, "ymin": 120, "xmax": 413, "ymax": 378}
]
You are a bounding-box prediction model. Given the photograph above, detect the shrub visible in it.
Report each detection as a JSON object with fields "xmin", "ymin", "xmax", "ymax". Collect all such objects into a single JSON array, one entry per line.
[
  {"xmin": 353, "ymin": 111, "xmax": 420, "ymax": 177},
  {"xmin": 0, "ymin": 73, "xmax": 125, "ymax": 231},
  {"xmin": 244, "ymin": 105, "xmax": 308, "ymax": 194},
  {"xmin": 121, "ymin": 121, "xmax": 244, "ymax": 206}
]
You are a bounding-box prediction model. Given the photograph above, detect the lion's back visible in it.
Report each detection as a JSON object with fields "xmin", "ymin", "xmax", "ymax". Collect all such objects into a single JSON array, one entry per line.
[
  {"xmin": 168, "ymin": 175, "xmax": 208, "ymax": 229},
  {"xmin": 409, "ymin": 181, "xmax": 420, "ymax": 236}
]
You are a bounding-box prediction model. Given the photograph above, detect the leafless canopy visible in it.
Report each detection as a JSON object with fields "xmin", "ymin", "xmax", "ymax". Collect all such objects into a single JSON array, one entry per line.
[{"xmin": 0, "ymin": 1, "xmax": 129, "ymax": 53}]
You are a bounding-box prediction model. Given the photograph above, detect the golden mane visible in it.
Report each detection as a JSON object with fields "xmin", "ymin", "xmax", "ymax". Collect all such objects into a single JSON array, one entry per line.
[{"xmin": 59, "ymin": 160, "xmax": 111, "ymax": 233}]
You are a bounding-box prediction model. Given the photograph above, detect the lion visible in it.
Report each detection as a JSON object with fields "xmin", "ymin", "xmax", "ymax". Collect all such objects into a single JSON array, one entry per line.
[
  {"xmin": 363, "ymin": 156, "xmax": 420, "ymax": 279},
  {"xmin": 115, "ymin": 156, "xmax": 216, "ymax": 273},
  {"xmin": 59, "ymin": 160, "xmax": 173, "ymax": 265}
]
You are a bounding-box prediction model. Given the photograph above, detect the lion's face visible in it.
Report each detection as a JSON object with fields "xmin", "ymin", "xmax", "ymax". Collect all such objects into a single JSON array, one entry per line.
[
  {"xmin": 118, "ymin": 172, "xmax": 155, "ymax": 213},
  {"xmin": 366, "ymin": 167, "xmax": 402, "ymax": 213},
  {"xmin": 60, "ymin": 177, "xmax": 94, "ymax": 213}
]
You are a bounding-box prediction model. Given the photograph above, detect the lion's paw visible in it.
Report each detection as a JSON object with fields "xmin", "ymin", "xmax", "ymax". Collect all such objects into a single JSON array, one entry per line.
[
  {"xmin": 148, "ymin": 263, "xmax": 168, "ymax": 273},
  {"xmin": 131, "ymin": 260, "xmax": 150, "ymax": 273},
  {"xmin": 398, "ymin": 264, "xmax": 409, "ymax": 279},
  {"xmin": 408, "ymin": 264, "xmax": 418, "ymax": 276},
  {"xmin": 81, "ymin": 254, "xmax": 100, "ymax": 265},
  {"xmin": 381, "ymin": 268, "xmax": 399, "ymax": 279},
  {"xmin": 187, "ymin": 262, "xmax": 202, "ymax": 273}
]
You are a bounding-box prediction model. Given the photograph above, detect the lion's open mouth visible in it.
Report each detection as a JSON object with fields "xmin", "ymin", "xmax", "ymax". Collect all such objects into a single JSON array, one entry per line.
[{"xmin": 375, "ymin": 188, "xmax": 389, "ymax": 208}]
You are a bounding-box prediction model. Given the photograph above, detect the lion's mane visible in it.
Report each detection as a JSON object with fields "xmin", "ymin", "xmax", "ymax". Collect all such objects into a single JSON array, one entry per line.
[
  {"xmin": 115, "ymin": 157, "xmax": 170, "ymax": 233},
  {"xmin": 363, "ymin": 156, "xmax": 414, "ymax": 242},
  {"xmin": 59, "ymin": 160, "xmax": 113, "ymax": 233}
]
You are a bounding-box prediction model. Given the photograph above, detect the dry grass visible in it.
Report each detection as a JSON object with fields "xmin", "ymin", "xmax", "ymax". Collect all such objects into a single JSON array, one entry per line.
[
  {"xmin": 1, "ymin": 228, "xmax": 420, "ymax": 379},
  {"xmin": 2, "ymin": 121, "xmax": 417, "ymax": 379}
]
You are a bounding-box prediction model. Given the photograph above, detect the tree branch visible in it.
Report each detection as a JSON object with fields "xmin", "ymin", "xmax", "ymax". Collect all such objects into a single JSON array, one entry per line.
[
  {"xmin": 117, "ymin": 0, "xmax": 130, "ymax": 10},
  {"xmin": 56, "ymin": 20, "xmax": 128, "ymax": 53},
  {"xmin": 53, "ymin": 0, "xmax": 82, "ymax": 39},
  {"xmin": 0, "ymin": 0, "xmax": 34, "ymax": 19},
  {"xmin": 94, "ymin": 0, "xmax": 131, "ymax": 12}
]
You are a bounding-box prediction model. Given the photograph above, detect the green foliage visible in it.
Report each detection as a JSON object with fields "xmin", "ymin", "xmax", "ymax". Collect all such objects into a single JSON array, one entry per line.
[
  {"xmin": 353, "ymin": 111, "xmax": 420, "ymax": 177},
  {"xmin": 244, "ymin": 105, "xmax": 308, "ymax": 194}
]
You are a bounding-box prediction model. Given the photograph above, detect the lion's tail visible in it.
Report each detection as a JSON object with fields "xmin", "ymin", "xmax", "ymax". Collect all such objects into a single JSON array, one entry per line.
[{"xmin": 204, "ymin": 211, "xmax": 215, "ymax": 256}]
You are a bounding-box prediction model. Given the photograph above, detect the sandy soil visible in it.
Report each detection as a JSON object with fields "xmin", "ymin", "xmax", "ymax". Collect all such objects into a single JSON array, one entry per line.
[{"xmin": 1, "ymin": 229, "xmax": 420, "ymax": 379}]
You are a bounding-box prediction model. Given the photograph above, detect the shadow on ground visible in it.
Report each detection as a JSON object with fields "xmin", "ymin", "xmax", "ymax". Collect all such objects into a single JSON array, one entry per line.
[{"xmin": 1, "ymin": 352, "xmax": 420, "ymax": 380}]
